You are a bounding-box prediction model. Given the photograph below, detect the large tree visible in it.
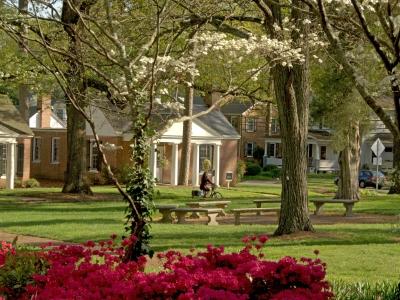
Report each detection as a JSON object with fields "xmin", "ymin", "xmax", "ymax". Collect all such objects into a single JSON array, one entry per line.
[
  {"xmin": 309, "ymin": 0, "xmax": 400, "ymax": 194},
  {"xmin": 311, "ymin": 59, "xmax": 369, "ymax": 200}
]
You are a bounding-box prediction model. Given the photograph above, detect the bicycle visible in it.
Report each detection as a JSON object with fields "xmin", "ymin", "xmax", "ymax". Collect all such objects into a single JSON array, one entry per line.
[{"xmin": 191, "ymin": 185, "xmax": 223, "ymax": 199}]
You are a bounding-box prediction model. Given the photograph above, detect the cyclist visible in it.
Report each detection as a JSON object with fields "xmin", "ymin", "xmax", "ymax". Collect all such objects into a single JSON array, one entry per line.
[{"xmin": 200, "ymin": 171, "xmax": 214, "ymax": 197}]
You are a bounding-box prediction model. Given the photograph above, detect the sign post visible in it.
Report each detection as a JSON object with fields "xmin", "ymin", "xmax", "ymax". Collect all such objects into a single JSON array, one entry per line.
[
  {"xmin": 225, "ymin": 172, "xmax": 233, "ymax": 189},
  {"xmin": 371, "ymin": 138, "xmax": 385, "ymax": 191}
]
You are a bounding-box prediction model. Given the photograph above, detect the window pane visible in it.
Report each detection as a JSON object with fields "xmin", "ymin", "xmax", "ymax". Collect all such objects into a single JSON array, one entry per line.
[
  {"xmin": 320, "ymin": 146, "xmax": 327, "ymax": 160},
  {"xmin": 0, "ymin": 144, "xmax": 6, "ymax": 176},
  {"xmin": 246, "ymin": 143, "xmax": 253, "ymax": 157},
  {"xmin": 267, "ymin": 143, "xmax": 275, "ymax": 157}
]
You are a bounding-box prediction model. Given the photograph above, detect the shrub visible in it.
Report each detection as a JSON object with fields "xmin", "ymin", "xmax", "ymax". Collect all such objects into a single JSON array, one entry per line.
[
  {"xmin": 0, "ymin": 236, "xmax": 333, "ymax": 300},
  {"xmin": 23, "ymin": 178, "xmax": 40, "ymax": 188},
  {"xmin": 263, "ymin": 164, "xmax": 279, "ymax": 172},
  {"xmin": 9, "ymin": 236, "xmax": 332, "ymax": 300},
  {"xmin": 236, "ymin": 160, "xmax": 246, "ymax": 182},
  {"xmin": 245, "ymin": 162, "xmax": 262, "ymax": 176},
  {"xmin": 115, "ymin": 165, "xmax": 131, "ymax": 184},
  {"xmin": 0, "ymin": 242, "xmax": 47, "ymax": 299},
  {"xmin": 271, "ymin": 168, "xmax": 281, "ymax": 179}
]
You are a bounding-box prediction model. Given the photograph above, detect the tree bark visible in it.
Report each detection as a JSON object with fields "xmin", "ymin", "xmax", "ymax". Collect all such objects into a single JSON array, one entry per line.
[
  {"xmin": 268, "ymin": 0, "xmax": 313, "ymax": 235},
  {"xmin": 389, "ymin": 137, "xmax": 400, "ymax": 194},
  {"xmin": 17, "ymin": 0, "xmax": 29, "ymax": 123},
  {"xmin": 178, "ymin": 85, "xmax": 193, "ymax": 186},
  {"xmin": 61, "ymin": 0, "xmax": 93, "ymax": 194},
  {"xmin": 336, "ymin": 121, "xmax": 360, "ymax": 200}
]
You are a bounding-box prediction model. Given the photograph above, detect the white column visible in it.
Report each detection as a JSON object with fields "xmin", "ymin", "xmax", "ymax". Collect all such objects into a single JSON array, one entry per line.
[
  {"xmin": 213, "ymin": 144, "xmax": 220, "ymax": 186},
  {"xmin": 6, "ymin": 142, "xmax": 16, "ymax": 190},
  {"xmin": 149, "ymin": 143, "xmax": 157, "ymax": 180},
  {"xmin": 192, "ymin": 143, "xmax": 199, "ymax": 186},
  {"xmin": 171, "ymin": 143, "xmax": 179, "ymax": 186}
]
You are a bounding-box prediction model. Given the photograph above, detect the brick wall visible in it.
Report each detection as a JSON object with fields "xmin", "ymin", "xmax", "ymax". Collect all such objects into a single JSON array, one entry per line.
[
  {"xmin": 30, "ymin": 129, "xmax": 67, "ymax": 180},
  {"xmin": 16, "ymin": 137, "xmax": 32, "ymax": 181}
]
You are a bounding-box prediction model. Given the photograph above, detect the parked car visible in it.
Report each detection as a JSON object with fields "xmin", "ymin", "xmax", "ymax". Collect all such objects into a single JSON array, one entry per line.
[{"xmin": 334, "ymin": 170, "xmax": 386, "ymax": 189}]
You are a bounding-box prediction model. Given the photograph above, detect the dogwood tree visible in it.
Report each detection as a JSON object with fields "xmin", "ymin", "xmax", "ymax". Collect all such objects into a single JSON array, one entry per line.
[
  {"xmin": 1, "ymin": 0, "xmax": 306, "ymax": 256},
  {"xmin": 306, "ymin": 0, "xmax": 400, "ymax": 193}
]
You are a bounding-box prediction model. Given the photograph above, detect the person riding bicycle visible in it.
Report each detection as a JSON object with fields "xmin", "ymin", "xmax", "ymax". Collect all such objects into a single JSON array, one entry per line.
[{"xmin": 200, "ymin": 171, "xmax": 214, "ymax": 197}]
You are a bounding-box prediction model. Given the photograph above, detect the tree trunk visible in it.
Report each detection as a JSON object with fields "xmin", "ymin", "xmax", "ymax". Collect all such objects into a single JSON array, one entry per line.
[
  {"xmin": 389, "ymin": 137, "xmax": 400, "ymax": 194},
  {"xmin": 62, "ymin": 103, "xmax": 92, "ymax": 194},
  {"xmin": 61, "ymin": 0, "xmax": 92, "ymax": 194},
  {"xmin": 268, "ymin": 0, "xmax": 313, "ymax": 235},
  {"xmin": 178, "ymin": 85, "xmax": 193, "ymax": 186},
  {"xmin": 336, "ymin": 121, "xmax": 360, "ymax": 200}
]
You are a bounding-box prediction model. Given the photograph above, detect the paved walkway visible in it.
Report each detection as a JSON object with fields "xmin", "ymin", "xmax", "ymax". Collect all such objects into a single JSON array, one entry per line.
[{"xmin": 0, "ymin": 231, "xmax": 64, "ymax": 245}]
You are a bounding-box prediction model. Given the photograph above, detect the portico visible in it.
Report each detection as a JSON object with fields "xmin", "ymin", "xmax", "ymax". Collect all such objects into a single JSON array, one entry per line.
[{"xmin": 148, "ymin": 115, "xmax": 236, "ymax": 187}]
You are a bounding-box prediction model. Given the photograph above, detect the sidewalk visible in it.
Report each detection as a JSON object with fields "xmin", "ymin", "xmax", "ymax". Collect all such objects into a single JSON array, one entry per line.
[{"xmin": 0, "ymin": 231, "xmax": 65, "ymax": 245}]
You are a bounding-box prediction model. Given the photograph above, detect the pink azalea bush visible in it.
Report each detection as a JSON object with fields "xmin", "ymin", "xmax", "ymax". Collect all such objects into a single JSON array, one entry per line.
[
  {"xmin": 0, "ymin": 242, "xmax": 15, "ymax": 268},
  {"xmin": 0, "ymin": 235, "xmax": 333, "ymax": 299}
]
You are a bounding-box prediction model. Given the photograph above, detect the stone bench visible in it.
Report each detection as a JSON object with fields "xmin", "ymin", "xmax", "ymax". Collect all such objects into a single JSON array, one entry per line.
[
  {"xmin": 171, "ymin": 208, "xmax": 223, "ymax": 226},
  {"xmin": 186, "ymin": 201, "xmax": 231, "ymax": 217},
  {"xmin": 231, "ymin": 208, "xmax": 280, "ymax": 225},
  {"xmin": 310, "ymin": 199, "xmax": 358, "ymax": 217},
  {"xmin": 253, "ymin": 199, "xmax": 281, "ymax": 215},
  {"xmin": 155, "ymin": 204, "xmax": 178, "ymax": 223}
]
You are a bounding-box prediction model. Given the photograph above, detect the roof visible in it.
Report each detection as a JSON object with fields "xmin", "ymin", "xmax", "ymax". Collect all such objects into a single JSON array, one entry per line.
[
  {"xmin": 308, "ymin": 129, "xmax": 333, "ymax": 141},
  {"xmin": 220, "ymin": 101, "xmax": 251, "ymax": 115},
  {"xmin": 96, "ymin": 96, "xmax": 240, "ymax": 139},
  {"xmin": 194, "ymin": 104, "xmax": 240, "ymax": 138},
  {"xmin": 0, "ymin": 94, "xmax": 33, "ymax": 136}
]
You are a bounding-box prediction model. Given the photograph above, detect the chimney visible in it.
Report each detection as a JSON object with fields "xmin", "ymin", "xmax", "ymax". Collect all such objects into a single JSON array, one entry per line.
[
  {"xmin": 204, "ymin": 91, "xmax": 221, "ymax": 109},
  {"xmin": 38, "ymin": 94, "xmax": 52, "ymax": 128}
]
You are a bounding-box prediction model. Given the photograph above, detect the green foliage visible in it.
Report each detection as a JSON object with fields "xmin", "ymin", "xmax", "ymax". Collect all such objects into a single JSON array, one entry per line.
[
  {"xmin": 115, "ymin": 165, "xmax": 131, "ymax": 185},
  {"xmin": 236, "ymin": 160, "xmax": 247, "ymax": 182},
  {"xmin": 252, "ymin": 146, "xmax": 265, "ymax": 165},
  {"xmin": 332, "ymin": 281, "xmax": 400, "ymax": 300},
  {"xmin": 0, "ymin": 250, "xmax": 48, "ymax": 299},
  {"xmin": 245, "ymin": 162, "xmax": 262, "ymax": 176},
  {"xmin": 23, "ymin": 178, "xmax": 40, "ymax": 188},
  {"xmin": 263, "ymin": 165, "xmax": 279, "ymax": 172},
  {"xmin": 124, "ymin": 122, "xmax": 155, "ymax": 259}
]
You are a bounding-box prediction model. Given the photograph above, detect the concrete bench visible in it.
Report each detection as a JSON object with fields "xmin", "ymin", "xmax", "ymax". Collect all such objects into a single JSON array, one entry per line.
[
  {"xmin": 231, "ymin": 208, "xmax": 280, "ymax": 225},
  {"xmin": 186, "ymin": 201, "xmax": 231, "ymax": 217},
  {"xmin": 253, "ymin": 199, "xmax": 281, "ymax": 215},
  {"xmin": 155, "ymin": 204, "xmax": 178, "ymax": 223},
  {"xmin": 310, "ymin": 199, "xmax": 358, "ymax": 217},
  {"xmin": 171, "ymin": 208, "xmax": 223, "ymax": 226}
]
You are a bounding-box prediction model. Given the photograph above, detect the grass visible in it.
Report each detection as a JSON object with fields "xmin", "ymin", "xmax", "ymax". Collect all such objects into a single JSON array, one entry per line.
[{"xmin": 0, "ymin": 176, "xmax": 400, "ymax": 283}]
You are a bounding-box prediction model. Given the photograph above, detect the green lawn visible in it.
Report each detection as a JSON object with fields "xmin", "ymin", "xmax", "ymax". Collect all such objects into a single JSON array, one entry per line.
[{"xmin": 0, "ymin": 177, "xmax": 400, "ymax": 283}]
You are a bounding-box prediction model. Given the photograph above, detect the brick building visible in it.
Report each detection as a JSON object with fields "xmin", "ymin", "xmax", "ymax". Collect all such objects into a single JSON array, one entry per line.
[
  {"xmin": 28, "ymin": 95, "xmax": 240, "ymax": 186},
  {"xmin": 0, "ymin": 94, "xmax": 33, "ymax": 189}
]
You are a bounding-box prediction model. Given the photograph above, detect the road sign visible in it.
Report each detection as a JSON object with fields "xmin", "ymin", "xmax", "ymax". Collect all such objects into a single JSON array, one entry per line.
[
  {"xmin": 371, "ymin": 138, "xmax": 385, "ymax": 157},
  {"xmin": 373, "ymin": 157, "xmax": 382, "ymax": 166}
]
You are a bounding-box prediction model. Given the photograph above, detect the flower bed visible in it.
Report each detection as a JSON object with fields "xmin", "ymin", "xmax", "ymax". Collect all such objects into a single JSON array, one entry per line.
[{"xmin": 0, "ymin": 235, "xmax": 333, "ymax": 299}]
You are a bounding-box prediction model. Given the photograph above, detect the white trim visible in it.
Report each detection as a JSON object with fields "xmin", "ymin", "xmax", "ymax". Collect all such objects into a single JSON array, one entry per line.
[
  {"xmin": 245, "ymin": 142, "xmax": 254, "ymax": 157},
  {"xmin": 245, "ymin": 117, "xmax": 256, "ymax": 132},
  {"xmin": 89, "ymin": 140, "xmax": 100, "ymax": 171}
]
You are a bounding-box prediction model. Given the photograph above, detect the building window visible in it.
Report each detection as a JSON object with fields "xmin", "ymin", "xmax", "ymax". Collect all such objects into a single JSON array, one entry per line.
[
  {"xmin": 51, "ymin": 137, "xmax": 60, "ymax": 163},
  {"xmin": 229, "ymin": 116, "xmax": 240, "ymax": 131},
  {"xmin": 32, "ymin": 137, "xmax": 41, "ymax": 162},
  {"xmin": 0, "ymin": 144, "xmax": 6, "ymax": 176},
  {"xmin": 266, "ymin": 143, "xmax": 275, "ymax": 157},
  {"xmin": 246, "ymin": 143, "xmax": 254, "ymax": 157},
  {"xmin": 320, "ymin": 146, "xmax": 327, "ymax": 160},
  {"xmin": 245, "ymin": 118, "xmax": 256, "ymax": 132},
  {"xmin": 89, "ymin": 141, "xmax": 100, "ymax": 171},
  {"xmin": 17, "ymin": 144, "xmax": 24, "ymax": 176},
  {"xmin": 199, "ymin": 144, "xmax": 214, "ymax": 171},
  {"xmin": 271, "ymin": 118, "xmax": 280, "ymax": 134},
  {"xmin": 385, "ymin": 147, "xmax": 393, "ymax": 153}
]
